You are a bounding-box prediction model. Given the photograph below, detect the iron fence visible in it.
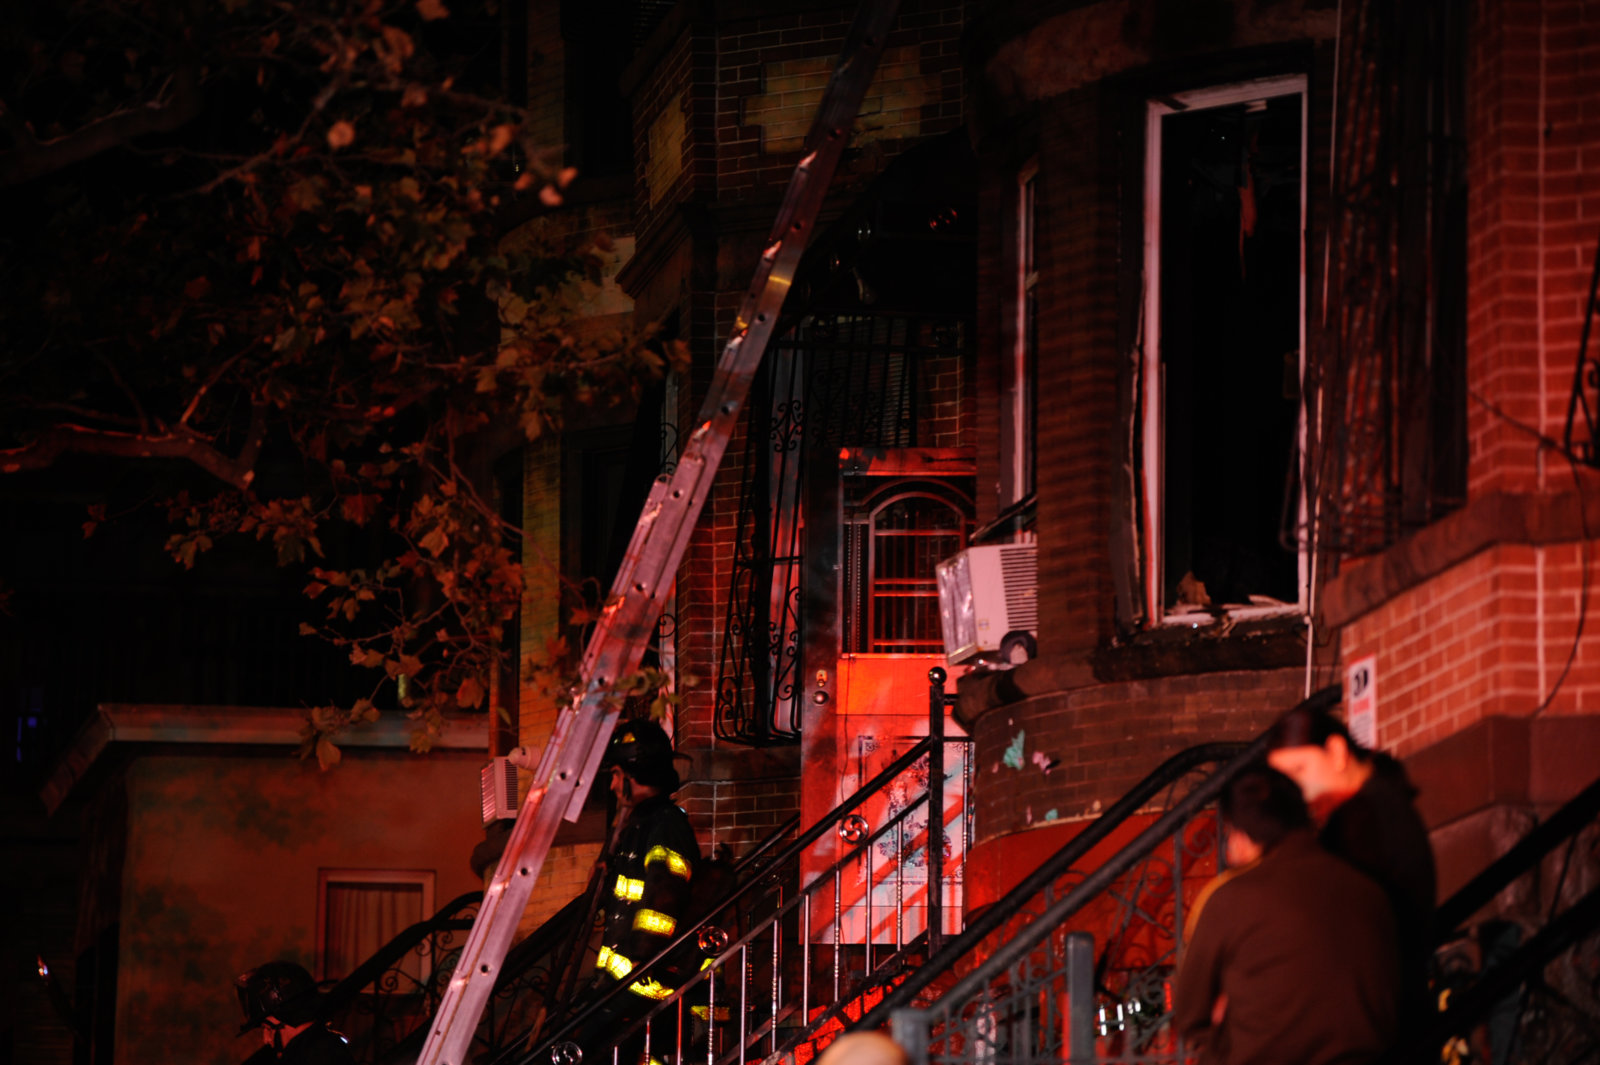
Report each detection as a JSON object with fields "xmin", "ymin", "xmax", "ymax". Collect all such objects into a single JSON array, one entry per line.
[
  {"xmin": 572, "ymin": 737, "xmax": 973, "ymax": 1065},
  {"xmin": 886, "ymin": 758, "xmax": 1230, "ymax": 1065},
  {"xmin": 523, "ymin": 672, "xmax": 971, "ymax": 1065}
]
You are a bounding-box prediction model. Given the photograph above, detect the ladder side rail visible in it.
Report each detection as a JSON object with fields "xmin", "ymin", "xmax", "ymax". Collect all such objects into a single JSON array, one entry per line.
[{"xmin": 415, "ymin": 6, "xmax": 905, "ymax": 1061}]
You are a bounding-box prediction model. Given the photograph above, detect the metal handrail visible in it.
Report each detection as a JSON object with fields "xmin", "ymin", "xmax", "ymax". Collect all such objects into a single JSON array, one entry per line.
[
  {"xmin": 319, "ymin": 891, "xmax": 484, "ymax": 1019},
  {"xmin": 852, "ymin": 743, "xmax": 1236, "ymax": 1034},
  {"xmin": 1433, "ymin": 772, "xmax": 1600, "ymax": 937},
  {"xmin": 612, "ymin": 781, "xmax": 946, "ymax": 1058},
  {"xmin": 859, "ymin": 685, "xmax": 1341, "ymax": 1034},
  {"xmin": 509, "ymin": 712, "xmax": 969, "ymax": 1065},
  {"xmin": 1425, "ymin": 883, "xmax": 1600, "ymax": 1051}
]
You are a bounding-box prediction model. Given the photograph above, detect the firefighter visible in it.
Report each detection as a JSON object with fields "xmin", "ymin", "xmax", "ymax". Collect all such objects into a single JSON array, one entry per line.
[
  {"xmin": 235, "ymin": 960, "xmax": 353, "ymax": 1065},
  {"xmin": 569, "ymin": 719, "xmax": 700, "ymax": 1065}
]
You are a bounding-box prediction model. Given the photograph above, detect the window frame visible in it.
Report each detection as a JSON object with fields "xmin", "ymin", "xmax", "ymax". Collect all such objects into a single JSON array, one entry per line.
[
  {"xmin": 1002, "ymin": 160, "xmax": 1040, "ymax": 508},
  {"xmin": 315, "ymin": 868, "xmax": 437, "ymax": 983},
  {"xmin": 1139, "ymin": 74, "xmax": 1310, "ymax": 627}
]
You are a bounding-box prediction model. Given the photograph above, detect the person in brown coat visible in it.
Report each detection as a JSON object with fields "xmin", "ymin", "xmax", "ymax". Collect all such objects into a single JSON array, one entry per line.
[{"xmin": 1173, "ymin": 766, "xmax": 1401, "ymax": 1065}]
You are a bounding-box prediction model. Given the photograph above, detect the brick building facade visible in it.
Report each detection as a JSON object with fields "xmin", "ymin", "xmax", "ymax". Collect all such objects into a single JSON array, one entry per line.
[{"xmin": 504, "ymin": 0, "xmax": 1600, "ymax": 954}]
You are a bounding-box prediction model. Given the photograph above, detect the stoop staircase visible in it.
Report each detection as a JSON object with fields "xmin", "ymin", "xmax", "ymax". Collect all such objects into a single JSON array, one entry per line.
[
  {"xmin": 320, "ymin": 670, "xmax": 968, "ymax": 1065},
  {"xmin": 328, "ymin": 682, "xmax": 1600, "ymax": 1065},
  {"xmin": 507, "ymin": 671, "xmax": 971, "ymax": 1065}
]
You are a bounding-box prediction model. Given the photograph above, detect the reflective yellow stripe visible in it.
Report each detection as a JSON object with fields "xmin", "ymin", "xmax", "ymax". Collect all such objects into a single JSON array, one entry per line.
[
  {"xmin": 700, "ymin": 957, "xmax": 715, "ymax": 971},
  {"xmin": 644, "ymin": 845, "xmax": 691, "ymax": 880},
  {"xmin": 613, "ymin": 875, "xmax": 644, "ymax": 901},
  {"xmin": 633, "ymin": 909, "xmax": 676, "ymax": 936},
  {"xmin": 628, "ymin": 976, "xmax": 674, "ymax": 1000},
  {"xmin": 595, "ymin": 946, "xmax": 634, "ymax": 980},
  {"xmin": 691, "ymin": 1005, "xmax": 731, "ymax": 1021}
]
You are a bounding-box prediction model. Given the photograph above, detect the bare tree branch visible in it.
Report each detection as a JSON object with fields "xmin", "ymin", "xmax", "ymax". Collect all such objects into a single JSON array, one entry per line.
[
  {"xmin": 0, "ymin": 403, "xmax": 267, "ymax": 489},
  {"xmin": 0, "ymin": 70, "xmax": 200, "ymax": 187},
  {"xmin": 95, "ymin": 353, "xmax": 153, "ymax": 433}
]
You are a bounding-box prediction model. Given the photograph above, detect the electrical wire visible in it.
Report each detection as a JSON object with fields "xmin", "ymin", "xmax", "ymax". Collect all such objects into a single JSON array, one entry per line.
[{"xmin": 1465, "ymin": 387, "xmax": 1594, "ymax": 718}]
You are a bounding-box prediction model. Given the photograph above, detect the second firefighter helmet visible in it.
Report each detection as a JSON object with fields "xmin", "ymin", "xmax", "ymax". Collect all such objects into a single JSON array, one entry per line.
[
  {"xmin": 235, "ymin": 960, "xmax": 320, "ymax": 1032},
  {"xmin": 604, "ymin": 718, "xmax": 680, "ymax": 793}
]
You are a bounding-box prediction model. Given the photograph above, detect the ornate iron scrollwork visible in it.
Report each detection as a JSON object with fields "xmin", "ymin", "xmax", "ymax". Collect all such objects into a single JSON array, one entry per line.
[{"xmin": 713, "ymin": 314, "xmax": 972, "ymax": 745}]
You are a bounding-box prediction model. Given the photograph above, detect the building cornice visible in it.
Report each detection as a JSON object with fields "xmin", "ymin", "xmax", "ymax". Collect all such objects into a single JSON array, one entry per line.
[{"xmin": 42, "ymin": 704, "xmax": 484, "ymax": 813}]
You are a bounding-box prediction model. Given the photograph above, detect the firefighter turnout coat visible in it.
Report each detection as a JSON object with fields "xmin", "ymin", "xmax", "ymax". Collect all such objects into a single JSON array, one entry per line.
[{"xmin": 593, "ymin": 794, "xmax": 701, "ymax": 1003}]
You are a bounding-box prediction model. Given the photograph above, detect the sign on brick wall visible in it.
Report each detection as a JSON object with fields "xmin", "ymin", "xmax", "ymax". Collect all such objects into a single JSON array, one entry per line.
[{"xmin": 1346, "ymin": 654, "xmax": 1377, "ymax": 748}]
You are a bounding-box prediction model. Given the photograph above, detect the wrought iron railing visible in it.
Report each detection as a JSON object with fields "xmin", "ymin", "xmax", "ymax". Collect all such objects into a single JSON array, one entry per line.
[
  {"xmin": 859, "ymin": 689, "xmax": 1344, "ymax": 1065},
  {"xmin": 518, "ymin": 672, "xmax": 971, "ymax": 1065},
  {"xmin": 879, "ymin": 741, "xmax": 1259, "ymax": 1065},
  {"xmin": 880, "ymin": 714, "xmax": 1599, "ymax": 1065},
  {"xmin": 319, "ymin": 891, "xmax": 483, "ymax": 1064},
  {"xmin": 1421, "ymin": 771, "xmax": 1600, "ymax": 1065}
]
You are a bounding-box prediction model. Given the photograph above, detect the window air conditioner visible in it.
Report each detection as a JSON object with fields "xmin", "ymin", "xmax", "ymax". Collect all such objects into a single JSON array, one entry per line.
[
  {"xmin": 481, "ymin": 756, "xmax": 520, "ymax": 824},
  {"xmin": 936, "ymin": 543, "xmax": 1038, "ymax": 666}
]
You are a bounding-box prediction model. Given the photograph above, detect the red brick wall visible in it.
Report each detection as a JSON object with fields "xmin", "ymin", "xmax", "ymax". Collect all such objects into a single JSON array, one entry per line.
[
  {"xmin": 969, "ymin": 668, "xmax": 1305, "ymax": 844},
  {"xmin": 1339, "ymin": 539, "xmax": 1600, "ymax": 757},
  {"xmin": 623, "ymin": 4, "xmax": 975, "ymax": 855},
  {"xmin": 712, "ymin": 2, "xmax": 966, "ymax": 208},
  {"xmin": 1330, "ymin": 0, "xmax": 1600, "ymax": 760},
  {"xmin": 678, "ymin": 747, "xmax": 804, "ymax": 857},
  {"xmin": 1465, "ymin": 0, "xmax": 1600, "ymax": 495},
  {"xmin": 1029, "ymin": 86, "xmax": 1123, "ymax": 658}
]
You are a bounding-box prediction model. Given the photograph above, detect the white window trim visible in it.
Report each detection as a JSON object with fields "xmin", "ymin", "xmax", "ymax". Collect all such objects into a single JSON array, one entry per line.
[
  {"xmin": 315, "ymin": 868, "xmax": 437, "ymax": 982},
  {"xmin": 1140, "ymin": 75, "xmax": 1309, "ymax": 627},
  {"xmin": 1003, "ymin": 160, "xmax": 1039, "ymax": 507}
]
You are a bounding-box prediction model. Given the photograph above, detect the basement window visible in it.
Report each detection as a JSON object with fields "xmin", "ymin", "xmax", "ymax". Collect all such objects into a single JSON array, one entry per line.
[
  {"xmin": 316, "ymin": 869, "xmax": 435, "ymax": 983},
  {"xmin": 1140, "ymin": 76, "xmax": 1308, "ymax": 624}
]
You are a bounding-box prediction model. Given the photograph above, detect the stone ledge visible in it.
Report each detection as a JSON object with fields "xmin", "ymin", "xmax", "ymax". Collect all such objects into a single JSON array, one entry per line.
[
  {"xmin": 1406, "ymin": 713, "xmax": 1600, "ymax": 830},
  {"xmin": 1320, "ymin": 490, "xmax": 1600, "ymax": 628}
]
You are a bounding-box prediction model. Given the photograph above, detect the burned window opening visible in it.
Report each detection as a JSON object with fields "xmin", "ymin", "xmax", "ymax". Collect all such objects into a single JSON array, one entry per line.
[{"xmin": 1146, "ymin": 82, "xmax": 1306, "ymax": 620}]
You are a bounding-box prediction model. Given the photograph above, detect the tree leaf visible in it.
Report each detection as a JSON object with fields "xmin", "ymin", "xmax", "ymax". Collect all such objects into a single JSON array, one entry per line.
[
  {"xmin": 315, "ymin": 735, "xmax": 342, "ymax": 769},
  {"xmin": 326, "ymin": 120, "xmax": 356, "ymax": 150},
  {"xmin": 455, "ymin": 675, "xmax": 484, "ymax": 709},
  {"xmin": 418, "ymin": 526, "xmax": 449, "ymax": 557}
]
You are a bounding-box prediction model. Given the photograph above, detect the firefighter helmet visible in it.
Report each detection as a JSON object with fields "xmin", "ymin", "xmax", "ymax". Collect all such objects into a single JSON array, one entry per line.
[
  {"xmin": 604, "ymin": 719, "xmax": 680, "ymax": 793},
  {"xmin": 236, "ymin": 960, "xmax": 320, "ymax": 1032}
]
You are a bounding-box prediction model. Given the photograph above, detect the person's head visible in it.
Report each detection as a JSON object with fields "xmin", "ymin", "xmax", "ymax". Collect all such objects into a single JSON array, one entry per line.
[
  {"xmin": 814, "ymin": 1032, "xmax": 910, "ymax": 1065},
  {"xmin": 603, "ymin": 719, "xmax": 680, "ymax": 808},
  {"xmin": 1265, "ymin": 703, "xmax": 1371, "ymax": 802},
  {"xmin": 1220, "ymin": 765, "xmax": 1312, "ymax": 866},
  {"xmin": 236, "ymin": 961, "xmax": 319, "ymax": 1048}
]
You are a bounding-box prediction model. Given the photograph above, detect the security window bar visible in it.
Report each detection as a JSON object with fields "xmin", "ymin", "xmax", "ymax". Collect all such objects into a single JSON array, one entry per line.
[
  {"xmin": 714, "ymin": 313, "xmax": 970, "ymax": 744},
  {"xmin": 1141, "ymin": 76, "xmax": 1309, "ymax": 624}
]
